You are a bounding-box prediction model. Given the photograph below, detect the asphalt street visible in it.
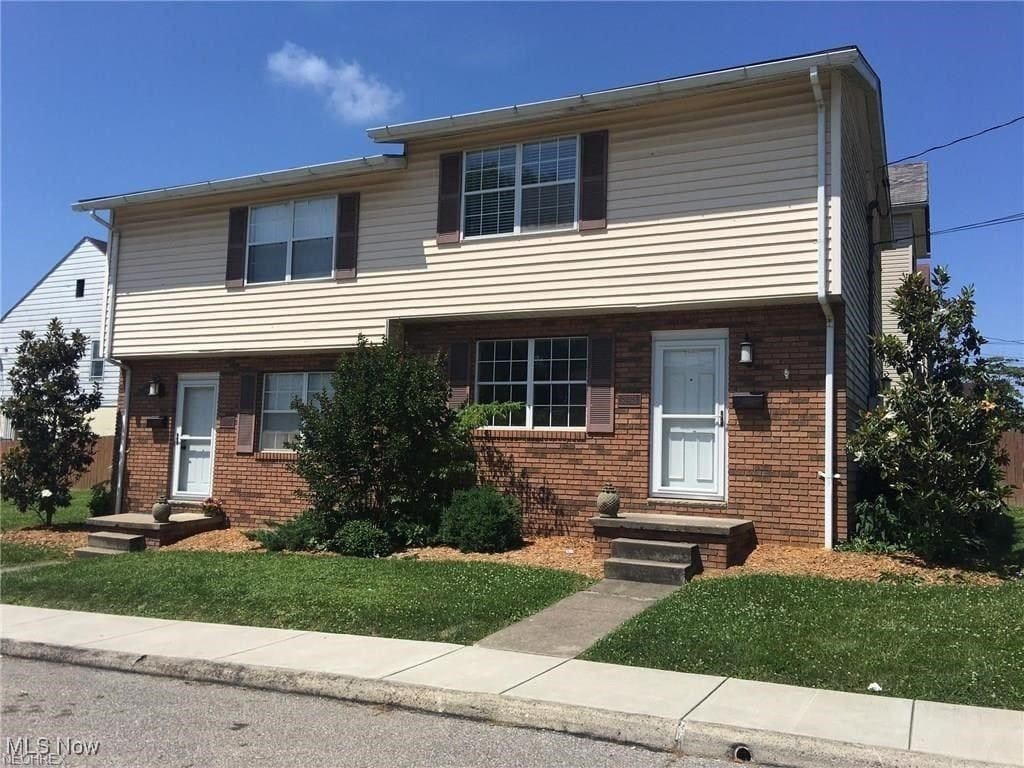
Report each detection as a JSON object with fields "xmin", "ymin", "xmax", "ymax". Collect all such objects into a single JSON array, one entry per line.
[{"xmin": 1, "ymin": 657, "xmax": 731, "ymax": 768}]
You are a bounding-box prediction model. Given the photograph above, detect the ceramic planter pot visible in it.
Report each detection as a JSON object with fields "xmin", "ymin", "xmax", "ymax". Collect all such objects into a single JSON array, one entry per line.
[
  {"xmin": 151, "ymin": 498, "xmax": 172, "ymax": 523},
  {"xmin": 596, "ymin": 484, "xmax": 621, "ymax": 518}
]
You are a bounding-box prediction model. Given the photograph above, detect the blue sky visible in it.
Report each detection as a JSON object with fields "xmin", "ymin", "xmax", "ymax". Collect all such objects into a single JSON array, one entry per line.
[{"xmin": 3, "ymin": 2, "xmax": 1022, "ymax": 357}]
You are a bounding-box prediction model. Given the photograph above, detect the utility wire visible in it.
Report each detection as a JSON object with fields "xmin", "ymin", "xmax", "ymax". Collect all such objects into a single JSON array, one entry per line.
[
  {"xmin": 872, "ymin": 211, "xmax": 1024, "ymax": 247},
  {"xmin": 886, "ymin": 114, "xmax": 1024, "ymax": 167}
]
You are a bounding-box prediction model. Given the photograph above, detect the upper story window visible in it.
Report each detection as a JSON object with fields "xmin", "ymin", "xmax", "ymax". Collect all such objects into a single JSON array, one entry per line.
[
  {"xmin": 476, "ymin": 337, "xmax": 588, "ymax": 428},
  {"xmin": 463, "ymin": 136, "xmax": 578, "ymax": 238},
  {"xmin": 89, "ymin": 340, "xmax": 104, "ymax": 379},
  {"xmin": 75, "ymin": 279, "xmax": 85, "ymax": 297},
  {"xmin": 247, "ymin": 197, "xmax": 335, "ymax": 284},
  {"xmin": 260, "ymin": 371, "xmax": 333, "ymax": 450}
]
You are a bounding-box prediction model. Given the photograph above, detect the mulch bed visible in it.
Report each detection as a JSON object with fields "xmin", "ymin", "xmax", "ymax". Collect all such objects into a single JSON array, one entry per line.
[
  {"xmin": 399, "ymin": 536, "xmax": 604, "ymax": 579},
  {"xmin": 702, "ymin": 544, "xmax": 1006, "ymax": 585},
  {"xmin": 161, "ymin": 529, "xmax": 263, "ymax": 553},
  {"xmin": 0, "ymin": 528, "xmax": 86, "ymax": 556}
]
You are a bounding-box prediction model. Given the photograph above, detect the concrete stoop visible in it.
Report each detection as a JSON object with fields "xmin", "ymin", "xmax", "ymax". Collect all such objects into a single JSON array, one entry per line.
[{"xmin": 603, "ymin": 538, "xmax": 697, "ymax": 584}]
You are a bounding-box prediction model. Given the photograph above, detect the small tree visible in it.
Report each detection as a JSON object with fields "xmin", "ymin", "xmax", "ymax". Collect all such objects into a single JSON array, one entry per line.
[
  {"xmin": 291, "ymin": 336, "xmax": 470, "ymax": 539},
  {"xmin": 848, "ymin": 267, "xmax": 1024, "ymax": 563},
  {"xmin": 1, "ymin": 319, "xmax": 101, "ymax": 525}
]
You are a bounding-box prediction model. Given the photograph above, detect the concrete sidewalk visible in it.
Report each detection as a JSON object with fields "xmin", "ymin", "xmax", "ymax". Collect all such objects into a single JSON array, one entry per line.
[{"xmin": 2, "ymin": 604, "xmax": 1021, "ymax": 768}]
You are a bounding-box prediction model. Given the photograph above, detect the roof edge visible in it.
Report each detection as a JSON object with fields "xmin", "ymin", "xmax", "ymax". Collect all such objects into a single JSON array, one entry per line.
[
  {"xmin": 72, "ymin": 154, "xmax": 407, "ymax": 212},
  {"xmin": 368, "ymin": 46, "xmax": 866, "ymax": 143},
  {"xmin": 1, "ymin": 237, "xmax": 107, "ymax": 323}
]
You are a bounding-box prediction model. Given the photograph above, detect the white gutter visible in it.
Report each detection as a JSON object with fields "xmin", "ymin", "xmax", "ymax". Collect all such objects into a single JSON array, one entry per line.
[
  {"xmin": 72, "ymin": 154, "xmax": 406, "ymax": 212},
  {"xmin": 369, "ymin": 47, "xmax": 864, "ymax": 142},
  {"xmin": 810, "ymin": 66, "xmax": 837, "ymax": 549},
  {"xmin": 90, "ymin": 210, "xmax": 131, "ymax": 514}
]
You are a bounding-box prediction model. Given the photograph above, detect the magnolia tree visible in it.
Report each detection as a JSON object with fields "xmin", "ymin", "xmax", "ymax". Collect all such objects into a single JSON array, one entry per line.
[
  {"xmin": 1, "ymin": 319, "xmax": 101, "ymax": 525},
  {"xmin": 848, "ymin": 267, "xmax": 1024, "ymax": 563}
]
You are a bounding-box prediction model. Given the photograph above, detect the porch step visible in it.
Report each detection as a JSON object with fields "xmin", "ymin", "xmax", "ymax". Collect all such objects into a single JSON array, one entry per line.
[
  {"xmin": 610, "ymin": 538, "xmax": 697, "ymax": 564},
  {"xmin": 86, "ymin": 532, "xmax": 146, "ymax": 552},
  {"xmin": 603, "ymin": 557, "xmax": 694, "ymax": 585},
  {"xmin": 73, "ymin": 546, "xmax": 126, "ymax": 559}
]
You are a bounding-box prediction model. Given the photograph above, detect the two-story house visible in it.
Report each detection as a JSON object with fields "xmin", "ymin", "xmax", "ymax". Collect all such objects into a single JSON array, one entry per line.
[
  {"xmin": 1, "ymin": 237, "xmax": 120, "ymax": 439},
  {"xmin": 73, "ymin": 47, "xmax": 920, "ymax": 564}
]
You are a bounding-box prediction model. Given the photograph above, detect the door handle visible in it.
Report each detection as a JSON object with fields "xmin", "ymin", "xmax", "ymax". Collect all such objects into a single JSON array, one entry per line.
[{"xmin": 718, "ymin": 409, "xmax": 725, "ymax": 427}]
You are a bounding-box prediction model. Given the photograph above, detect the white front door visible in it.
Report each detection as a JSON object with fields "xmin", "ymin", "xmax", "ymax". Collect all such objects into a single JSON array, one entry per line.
[
  {"xmin": 651, "ymin": 332, "xmax": 727, "ymax": 499},
  {"xmin": 172, "ymin": 376, "xmax": 219, "ymax": 498}
]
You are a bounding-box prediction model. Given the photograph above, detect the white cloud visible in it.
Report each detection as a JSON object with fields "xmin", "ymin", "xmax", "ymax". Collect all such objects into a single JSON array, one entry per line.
[{"xmin": 267, "ymin": 42, "xmax": 401, "ymax": 123}]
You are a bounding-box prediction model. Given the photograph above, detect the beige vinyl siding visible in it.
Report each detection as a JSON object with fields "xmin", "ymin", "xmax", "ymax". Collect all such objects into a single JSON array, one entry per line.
[
  {"xmin": 839, "ymin": 76, "xmax": 878, "ymax": 414},
  {"xmin": 879, "ymin": 245, "xmax": 913, "ymax": 380},
  {"xmin": 112, "ymin": 79, "xmax": 826, "ymax": 357}
]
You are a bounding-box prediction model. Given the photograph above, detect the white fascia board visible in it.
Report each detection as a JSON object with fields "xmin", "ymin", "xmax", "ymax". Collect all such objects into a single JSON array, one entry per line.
[{"xmin": 72, "ymin": 154, "xmax": 406, "ymax": 212}]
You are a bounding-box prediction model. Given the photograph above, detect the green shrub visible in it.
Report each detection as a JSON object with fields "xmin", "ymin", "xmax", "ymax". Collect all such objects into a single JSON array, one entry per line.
[
  {"xmin": 847, "ymin": 267, "xmax": 1024, "ymax": 564},
  {"xmin": 248, "ymin": 510, "xmax": 325, "ymax": 552},
  {"xmin": 87, "ymin": 483, "xmax": 113, "ymax": 517},
  {"xmin": 291, "ymin": 337, "xmax": 472, "ymax": 537},
  {"xmin": 388, "ymin": 519, "xmax": 435, "ymax": 549},
  {"xmin": 440, "ymin": 485, "xmax": 522, "ymax": 553},
  {"xmin": 330, "ymin": 520, "xmax": 393, "ymax": 558}
]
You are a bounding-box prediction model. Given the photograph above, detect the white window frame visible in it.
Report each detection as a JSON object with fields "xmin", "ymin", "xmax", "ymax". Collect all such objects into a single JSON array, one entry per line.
[
  {"xmin": 259, "ymin": 371, "xmax": 332, "ymax": 452},
  {"xmin": 475, "ymin": 337, "xmax": 588, "ymax": 430},
  {"xmin": 245, "ymin": 196, "xmax": 337, "ymax": 285},
  {"xmin": 461, "ymin": 135, "xmax": 581, "ymax": 241}
]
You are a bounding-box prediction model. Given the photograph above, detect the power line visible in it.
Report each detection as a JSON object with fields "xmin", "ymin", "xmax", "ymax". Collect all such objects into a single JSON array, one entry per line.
[
  {"xmin": 872, "ymin": 211, "xmax": 1024, "ymax": 247},
  {"xmin": 886, "ymin": 114, "xmax": 1024, "ymax": 167}
]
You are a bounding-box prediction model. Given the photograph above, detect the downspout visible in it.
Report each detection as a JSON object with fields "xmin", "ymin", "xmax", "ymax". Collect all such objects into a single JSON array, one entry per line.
[
  {"xmin": 90, "ymin": 210, "xmax": 131, "ymax": 514},
  {"xmin": 810, "ymin": 67, "xmax": 836, "ymax": 549}
]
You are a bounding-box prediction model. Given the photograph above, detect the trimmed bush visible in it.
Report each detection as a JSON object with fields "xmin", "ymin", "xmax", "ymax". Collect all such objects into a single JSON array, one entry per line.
[
  {"xmin": 330, "ymin": 520, "xmax": 393, "ymax": 558},
  {"xmin": 248, "ymin": 510, "xmax": 325, "ymax": 552},
  {"xmin": 440, "ymin": 486, "xmax": 522, "ymax": 553},
  {"xmin": 87, "ymin": 482, "xmax": 113, "ymax": 517}
]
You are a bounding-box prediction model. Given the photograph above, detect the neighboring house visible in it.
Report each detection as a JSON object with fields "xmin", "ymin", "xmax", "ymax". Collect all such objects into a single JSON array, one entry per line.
[
  {"xmin": 1, "ymin": 237, "xmax": 119, "ymax": 438},
  {"xmin": 72, "ymin": 46, "xmax": 926, "ymax": 558},
  {"xmin": 880, "ymin": 162, "xmax": 931, "ymax": 381}
]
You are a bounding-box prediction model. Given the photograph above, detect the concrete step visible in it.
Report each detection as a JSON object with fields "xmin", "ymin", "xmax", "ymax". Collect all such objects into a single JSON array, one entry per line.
[
  {"xmin": 610, "ymin": 538, "xmax": 696, "ymax": 564},
  {"xmin": 87, "ymin": 532, "xmax": 146, "ymax": 552},
  {"xmin": 603, "ymin": 557, "xmax": 694, "ymax": 585},
  {"xmin": 73, "ymin": 546, "xmax": 127, "ymax": 559}
]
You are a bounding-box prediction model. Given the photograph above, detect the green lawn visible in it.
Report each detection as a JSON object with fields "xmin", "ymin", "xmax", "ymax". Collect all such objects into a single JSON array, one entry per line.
[
  {"xmin": 0, "ymin": 542, "xmax": 66, "ymax": 566},
  {"xmin": 0, "ymin": 488, "xmax": 92, "ymax": 531},
  {"xmin": 1, "ymin": 551, "xmax": 592, "ymax": 644},
  {"xmin": 583, "ymin": 574, "xmax": 1024, "ymax": 710}
]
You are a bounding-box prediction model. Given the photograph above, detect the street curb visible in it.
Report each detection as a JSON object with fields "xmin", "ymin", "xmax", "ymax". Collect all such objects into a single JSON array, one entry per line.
[{"xmin": 1, "ymin": 638, "xmax": 1011, "ymax": 768}]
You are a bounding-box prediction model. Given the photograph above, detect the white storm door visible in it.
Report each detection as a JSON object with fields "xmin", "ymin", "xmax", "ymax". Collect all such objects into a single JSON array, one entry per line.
[
  {"xmin": 172, "ymin": 376, "xmax": 219, "ymax": 498},
  {"xmin": 651, "ymin": 335, "xmax": 726, "ymax": 499}
]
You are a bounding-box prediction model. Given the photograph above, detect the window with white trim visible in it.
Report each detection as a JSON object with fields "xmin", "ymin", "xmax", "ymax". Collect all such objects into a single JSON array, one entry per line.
[
  {"xmin": 247, "ymin": 197, "xmax": 335, "ymax": 284},
  {"xmin": 475, "ymin": 337, "xmax": 588, "ymax": 428},
  {"xmin": 463, "ymin": 136, "xmax": 578, "ymax": 238},
  {"xmin": 260, "ymin": 371, "xmax": 333, "ymax": 450},
  {"xmin": 89, "ymin": 340, "xmax": 104, "ymax": 380}
]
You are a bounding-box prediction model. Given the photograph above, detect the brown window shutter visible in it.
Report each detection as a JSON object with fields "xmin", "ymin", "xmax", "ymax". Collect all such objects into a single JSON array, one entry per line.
[
  {"xmin": 436, "ymin": 152, "xmax": 463, "ymax": 245},
  {"xmin": 334, "ymin": 192, "xmax": 360, "ymax": 280},
  {"xmin": 579, "ymin": 130, "xmax": 609, "ymax": 232},
  {"xmin": 226, "ymin": 207, "xmax": 249, "ymax": 287},
  {"xmin": 586, "ymin": 335, "xmax": 614, "ymax": 433},
  {"xmin": 236, "ymin": 372, "xmax": 257, "ymax": 454},
  {"xmin": 447, "ymin": 341, "xmax": 471, "ymax": 410}
]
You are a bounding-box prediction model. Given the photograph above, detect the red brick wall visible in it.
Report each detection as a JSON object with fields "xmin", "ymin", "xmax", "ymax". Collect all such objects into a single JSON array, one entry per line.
[
  {"xmin": 116, "ymin": 303, "xmax": 852, "ymax": 545},
  {"xmin": 404, "ymin": 303, "xmax": 850, "ymax": 546},
  {"xmin": 119, "ymin": 354, "xmax": 338, "ymax": 527}
]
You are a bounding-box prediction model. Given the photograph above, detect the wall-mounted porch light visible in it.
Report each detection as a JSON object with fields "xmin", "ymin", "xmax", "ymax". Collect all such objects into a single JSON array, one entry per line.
[
  {"xmin": 146, "ymin": 378, "xmax": 164, "ymax": 397},
  {"xmin": 739, "ymin": 335, "xmax": 754, "ymax": 365},
  {"xmin": 879, "ymin": 374, "xmax": 892, "ymax": 394}
]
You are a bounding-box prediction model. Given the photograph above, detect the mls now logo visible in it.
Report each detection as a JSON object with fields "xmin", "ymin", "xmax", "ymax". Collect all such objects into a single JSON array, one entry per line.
[{"xmin": 4, "ymin": 737, "xmax": 101, "ymax": 765}]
